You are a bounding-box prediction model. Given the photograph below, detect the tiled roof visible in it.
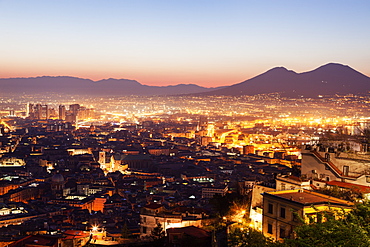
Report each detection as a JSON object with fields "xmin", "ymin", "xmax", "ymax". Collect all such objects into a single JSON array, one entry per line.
[
  {"xmin": 265, "ymin": 189, "xmax": 353, "ymax": 207},
  {"xmin": 327, "ymin": 181, "xmax": 370, "ymax": 193},
  {"xmin": 144, "ymin": 203, "xmax": 163, "ymax": 209},
  {"xmin": 167, "ymin": 226, "xmax": 210, "ymax": 238}
]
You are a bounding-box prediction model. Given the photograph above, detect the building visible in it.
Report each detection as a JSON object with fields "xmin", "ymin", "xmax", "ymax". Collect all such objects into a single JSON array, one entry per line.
[
  {"xmin": 113, "ymin": 154, "xmax": 152, "ymax": 170},
  {"xmin": 26, "ymin": 103, "xmax": 34, "ymax": 118},
  {"xmin": 249, "ymin": 185, "xmax": 275, "ymax": 231},
  {"xmin": 0, "ymin": 157, "xmax": 26, "ymax": 167},
  {"xmin": 243, "ymin": 145, "xmax": 255, "ymax": 155},
  {"xmin": 50, "ymin": 195, "xmax": 102, "ymax": 213},
  {"xmin": 51, "ymin": 173, "xmax": 65, "ymax": 198},
  {"xmin": 58, "ymin": 105, "xmax": 66, "ymax": 120},
  {"xmin": 69, "ymin": 104, "xmax": 80, "ymax": 116},
  {"xmin": 201, "ymin": 185, "xmax": 228, "ymax": 199},
  {"xmin": 301, "ymin": 145, "xmax": 370, "ymax": 187},
  {"xmin": 8, "ymin": 235, "xmax": 62, "ymax": 247},
  {"xmin": 8, "ymin": 231, "xmax": 91, "ymax": 247},
  {"xmin": 147, "ymin": 147, "xmax": 170, "ymax": 156},
  {"xmin": 35, "ymin": 104, "xmax": 49, "ymax": 119},
  {"xmin": 275, "ymin": 175, "xmax": 311, "ymax": 191},
  {"xmin": 262, "ymin": 189, "xmax": 353, "ymax": 241},
  {"xmin": 326, "ymin": 180, "xmax": 370, "ymax": 200},
  {"xmin": 65, "ymin": 111, "xmax": 77, "ymax": 123},
  {"xmin": 140, "ymin": 204, "xmax": 208, "ymax": 238},
  {"xmin": 26, "ymin": 103, "xmax": 49, "ymax": 119},
  {"xmin": 166, "ymin": 226, "xmax": 211, "ymax": 247}
]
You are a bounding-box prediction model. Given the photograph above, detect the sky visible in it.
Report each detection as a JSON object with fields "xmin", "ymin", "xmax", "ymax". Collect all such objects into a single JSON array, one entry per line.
[{"xmin": 1, "ymin": 0, "xmax": 370, "ymax": 87}]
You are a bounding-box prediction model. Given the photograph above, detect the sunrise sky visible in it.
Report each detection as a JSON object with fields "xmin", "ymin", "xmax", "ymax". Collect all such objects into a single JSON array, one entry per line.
[{"xmin": 1, "ymin": 0, "xmax": 369, "ymax": 87}]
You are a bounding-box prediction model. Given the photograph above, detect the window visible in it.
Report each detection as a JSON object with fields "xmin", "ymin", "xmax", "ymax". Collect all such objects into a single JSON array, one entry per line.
[
  {"xmin": 366, "ymin": 176, "xmax": 370, "ymax": 183},
  {"xmin": 268, "ymin": 203, "xmax": 273, "ymax": 214},
  {"xmin": 143, "ymin": 217, "xmax": 146, "ymax": 223},
  {"xmin": 267, "ymin": 223, "xmax": 273, "ymax": 234},
  {"xmin": 280, "ymin": 207, "xmax": 286, "ymax": 219},
  {"xmin": 279, "ymin": 226, "xmax": 286, "ymax": 238},
  {"xmin": 343, "ymin": 166, "xmax": 349, "ymax": 176},
  {"xmin": 142, "ymin": 226, "xmax": 147, "ymax": 234},
  {"xmin": 281, "ymin": 183, "xmax": 286, "ymax": 190}
]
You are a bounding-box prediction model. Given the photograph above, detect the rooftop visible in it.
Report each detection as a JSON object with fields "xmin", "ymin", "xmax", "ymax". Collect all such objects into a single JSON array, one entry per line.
[
  {"xmin": 143, "ymin": 203, "xmax": 163, "ymax": 210},
  {"xmin": 264, "ymin": 189, "xmax": 354, "ymax": 207},
  {"xmin": 166, "ymin": 226, "xmax": 210, "ymax": 239},
  {"xmin": 327, "ymin": 180, "xmax": 370, "ymax": 193}
]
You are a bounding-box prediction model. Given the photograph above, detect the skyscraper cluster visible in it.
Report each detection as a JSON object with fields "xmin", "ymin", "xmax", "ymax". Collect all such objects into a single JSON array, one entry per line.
[{"xmin": 26, "ymin": 103, "xmax": 94, "ymax": 122}]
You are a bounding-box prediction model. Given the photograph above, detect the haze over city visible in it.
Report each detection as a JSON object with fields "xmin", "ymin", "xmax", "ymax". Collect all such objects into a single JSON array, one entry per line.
[{"xmin": 1, "ymin": 0, "xmax": 370, "ymax": 87}]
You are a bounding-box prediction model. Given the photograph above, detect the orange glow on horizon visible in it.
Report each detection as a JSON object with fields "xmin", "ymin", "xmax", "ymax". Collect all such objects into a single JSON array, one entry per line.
[
  {"xmin": 0, "ymin": 66, "xmax": 252, "ymax": 87},
  {"xmin": 1, "ymin": 63, "xmax": 369, "ymax": 88}
]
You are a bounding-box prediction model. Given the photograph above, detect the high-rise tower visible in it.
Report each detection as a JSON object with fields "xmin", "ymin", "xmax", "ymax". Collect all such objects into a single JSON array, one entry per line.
[{"xmin": 59, "ymin": 105, "xmax": 66, "ymax": 120}]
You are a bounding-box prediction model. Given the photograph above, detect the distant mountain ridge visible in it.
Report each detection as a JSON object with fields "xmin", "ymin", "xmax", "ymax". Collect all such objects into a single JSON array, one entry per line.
[
  {"xmin": 0, "ymin": 76, "xmax": 223, "ymax": 96},
  {"xmin": 1, "ymin": 63, "xmax": 369, "ymax": 97},
  {"xmin": 203, "ymin": 63, "xmax": 370, "ymax": 97}
]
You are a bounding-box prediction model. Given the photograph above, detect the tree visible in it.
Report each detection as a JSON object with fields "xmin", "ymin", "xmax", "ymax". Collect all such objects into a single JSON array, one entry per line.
[
  {"xmin": 179, "ymin": 234, "xmax": 211, "ymax": 247},
  {"xmin": 209, "ymin": 192, "xmax": 247, "ymax": 217},
  {"xmin": 317, "ymin": 185, "xmax": 362, "ymax": 202},
  {"xmin": 121, "ymin": 222, "xmax": 132, "ymax": 239},
  {"xmin": 346, "ymin": 200, "xmax": 370, "ymax": 236},
  {"xmin": 150, "ymin": 222, "xmax": 165, "ymax": 247},
  {"xmin": 284, "ymin": 202, "xmax": 370, "ymax": 247},
  {"xmin": 228, "ymin": 202, "xmax": 370, "ymax": 247},
  {"xmin": 228, "ymin": 227, "xmax": 285, "ymax": 247},
  {"xmin": 285, "ymin": 217, "xmax": 369, "ymax": 247}
]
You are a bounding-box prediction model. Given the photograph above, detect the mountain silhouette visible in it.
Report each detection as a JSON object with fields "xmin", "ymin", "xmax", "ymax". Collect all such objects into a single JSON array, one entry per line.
[
  {"xmin": 204, "ymin": 63, "xmax": 370, "ymax": 97},
  {"xmin": 0, "ymin": 76, "xmax": 223, "ymax": 96},
  {"xmin": 0, "ymin": 63, "xmax": 368, "ymax": 97}
]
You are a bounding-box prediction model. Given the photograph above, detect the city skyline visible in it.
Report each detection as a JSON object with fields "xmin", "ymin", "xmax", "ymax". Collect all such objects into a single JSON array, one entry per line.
[{"xmin": 1, "ymin": 1, "xmax": 370, "ymax": 87}]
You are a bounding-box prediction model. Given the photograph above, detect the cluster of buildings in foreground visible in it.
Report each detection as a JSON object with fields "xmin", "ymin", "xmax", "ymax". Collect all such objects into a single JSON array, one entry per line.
[{"xmin": 0, "ymin": 116, "xmax": 369, "ymax": 246}]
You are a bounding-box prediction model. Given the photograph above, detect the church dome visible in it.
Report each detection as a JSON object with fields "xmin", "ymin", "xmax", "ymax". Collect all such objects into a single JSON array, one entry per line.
[{"xmin": 51, "ymin": 173, "xmax": 64, "ymax": 183}]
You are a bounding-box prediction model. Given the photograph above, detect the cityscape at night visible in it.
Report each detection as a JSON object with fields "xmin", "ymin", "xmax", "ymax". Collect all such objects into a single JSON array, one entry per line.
[{"xmin": 1, "ymin": 1, "xmax": 370, "ymax": 246}]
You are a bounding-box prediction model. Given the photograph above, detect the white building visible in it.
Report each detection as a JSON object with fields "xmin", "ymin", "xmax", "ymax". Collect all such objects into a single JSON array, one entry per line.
[
  {"xmin": 140, "ymin": 204, "xmax": 208, "ymax": 238},
  {"xmin": 275, "ymin": 175, "xmax": 311, "ymax": 191},
  {"xmin": 301, "ymin": 145, "xmax": 370, "ymax": 187}
]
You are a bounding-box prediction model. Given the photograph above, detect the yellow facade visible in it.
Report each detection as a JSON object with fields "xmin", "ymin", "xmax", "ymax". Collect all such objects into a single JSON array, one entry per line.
[{"xmin": 262, "ymin": 189, "xmax": 353, "ymax": 240}]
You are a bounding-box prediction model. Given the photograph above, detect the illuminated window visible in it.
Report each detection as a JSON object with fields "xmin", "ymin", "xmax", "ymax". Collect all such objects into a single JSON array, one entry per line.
[
  {"xmin": 281, "ymin": 183, "xmax": 286, "ymax": 190},
  {"xmin": 343, "ymin": 166, "xmax": 349, "ymax": 176}
]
